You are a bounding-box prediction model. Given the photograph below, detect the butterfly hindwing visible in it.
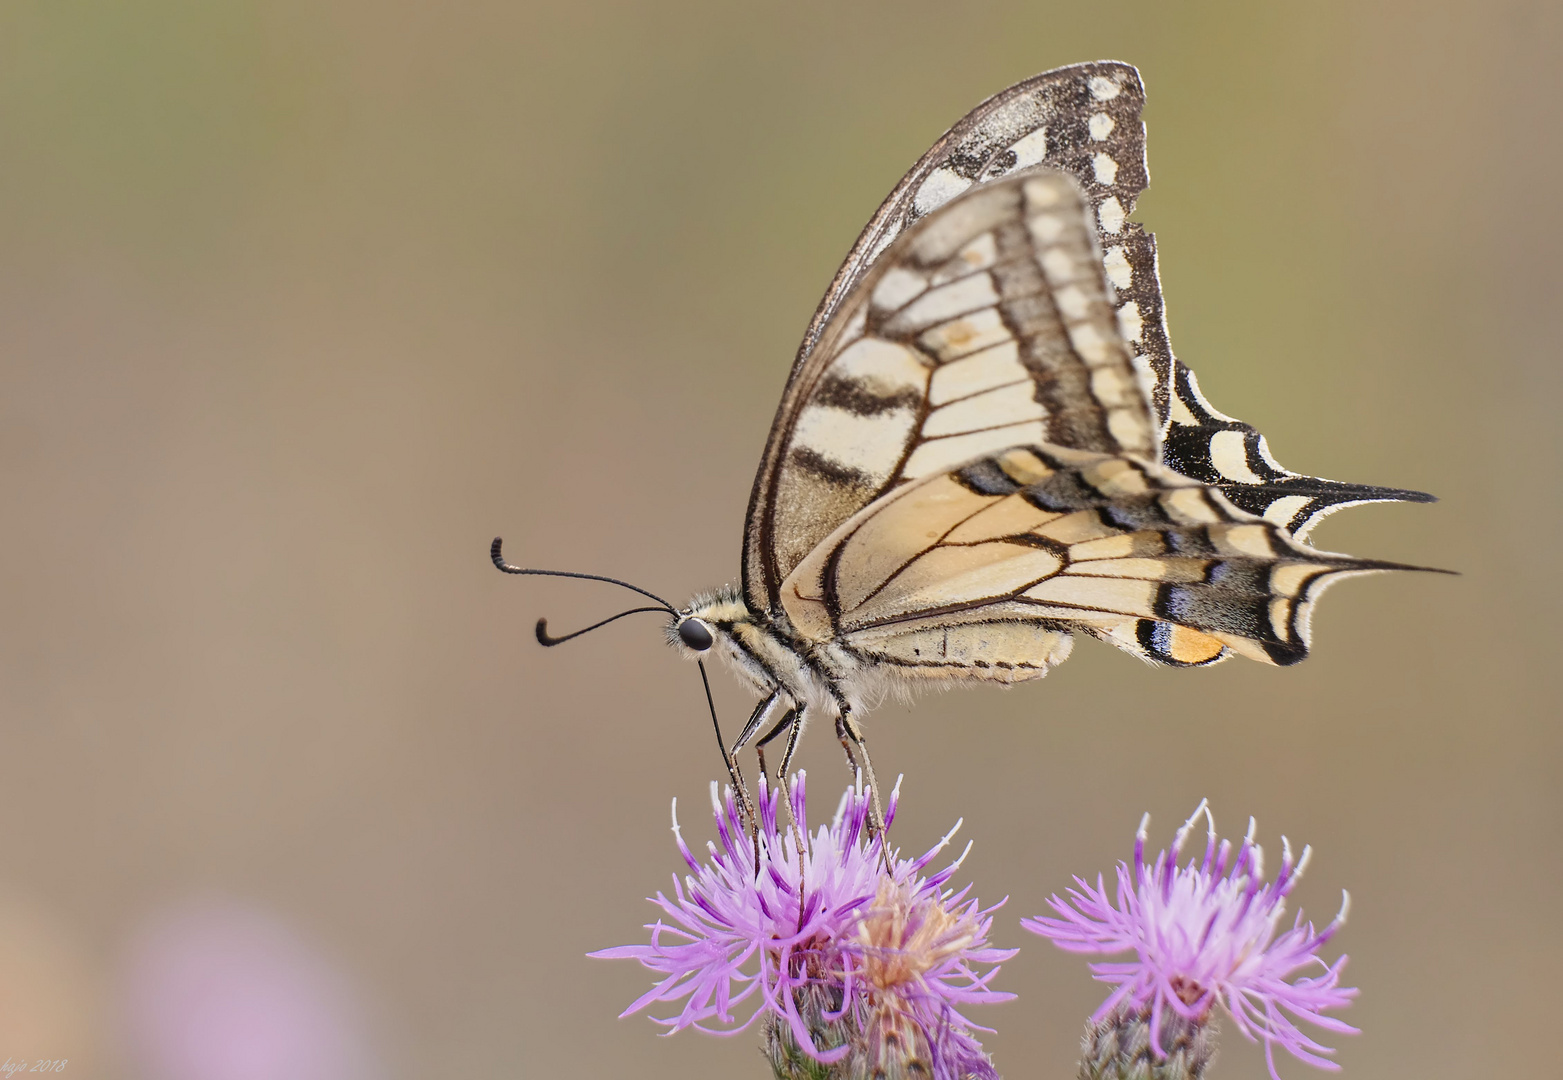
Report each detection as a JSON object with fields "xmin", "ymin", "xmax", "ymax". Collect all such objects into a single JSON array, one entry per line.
[
  {"xmin": 777, "ymin": 445, "xmax": 1399, "ymax": 677},
  {"xmin": 1159, "ymin": 364, "xmax": 1437, "ymax": 538},
  {"xmin": 746, "ymin": 169, "xmax": 1154, "ymax": 612}
]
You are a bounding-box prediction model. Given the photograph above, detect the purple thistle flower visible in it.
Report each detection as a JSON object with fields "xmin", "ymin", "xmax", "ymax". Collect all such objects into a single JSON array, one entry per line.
[
  {"xmin": 592, "ymin": 773, "xmax": 1014, "ymax": 1080},
  {"xmin": 1022, "ymin": 801, "xmax": 1357, "ymax": 1080}
]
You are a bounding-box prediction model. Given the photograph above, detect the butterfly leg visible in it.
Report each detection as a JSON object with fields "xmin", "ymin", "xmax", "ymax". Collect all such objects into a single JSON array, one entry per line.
[
  {"xmin": 756, "ymin": 706, "xmax": 811, "ymax": 922},
  {"xmin": 741, "ymin": 694, "xmax": 804, "ymax": 852},
  {"xmin": 831, "ymin": 714, "xmax": 864, "ymax": 795},
  {"xmin": 755, "ymin": 706, "xmax": 806, "ymax": 847},
  {"xmin": 836, "ymin": 707, "xmax": 890, "ymax": 864},
  {"xmin": 732, "ymin": 690, "xmax": 785, "ymax": 755},
  {"xmin": 728, "ymin": 691, "xmax": 785, "ymax": 839}
]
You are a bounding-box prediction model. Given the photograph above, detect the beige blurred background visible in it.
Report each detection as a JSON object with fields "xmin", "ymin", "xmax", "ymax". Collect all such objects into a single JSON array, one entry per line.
[{"xmin": 0, "ymin": 2, "xmax": 1557, "ymax": 1077}]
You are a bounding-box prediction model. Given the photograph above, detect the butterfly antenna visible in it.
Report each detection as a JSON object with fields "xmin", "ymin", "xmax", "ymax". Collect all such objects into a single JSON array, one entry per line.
[
  {"xmin": 533, "ymin": 607, "xmax": 671, "ymax": 646},
  {"xmin": 492, "ymin": 536, "xmax": 681, "ymax": 646},
  {"xmin": 492, "ymin": 535, "xmax": 678, "ymax": 603}
]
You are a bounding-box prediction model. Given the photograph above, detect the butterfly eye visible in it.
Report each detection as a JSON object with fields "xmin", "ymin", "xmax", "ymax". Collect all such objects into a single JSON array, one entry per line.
[{"xmin": 678, "ymin": 618, "xmax": 715, "ymax": 651}]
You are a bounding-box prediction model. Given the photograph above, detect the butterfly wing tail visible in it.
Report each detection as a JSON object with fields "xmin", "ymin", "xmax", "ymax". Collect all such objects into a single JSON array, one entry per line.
[{"xmin": 1161, "ymin": 365, "xmax": 1436, "ymax": 540}]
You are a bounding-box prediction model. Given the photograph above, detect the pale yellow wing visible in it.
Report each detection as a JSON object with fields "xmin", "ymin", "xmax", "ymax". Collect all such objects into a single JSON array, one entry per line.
[
  {"xmin": 779, "ymin": 444, "xmax": 1407, "ymax": 678},
  {"xmin": 745, "ymin": 168, "xmax": 1158, "ymax": 614}
]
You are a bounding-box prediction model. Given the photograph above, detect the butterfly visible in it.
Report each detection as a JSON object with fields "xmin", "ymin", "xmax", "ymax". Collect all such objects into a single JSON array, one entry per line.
[{"xmin": 494, "ymin": 61, "xmax": 1434, "ymax": 825}]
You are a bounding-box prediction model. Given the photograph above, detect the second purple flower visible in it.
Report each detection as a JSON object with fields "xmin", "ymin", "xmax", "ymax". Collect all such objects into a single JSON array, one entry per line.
[{"xmin": 1024, "ymin": 800, "xmax": 1357, "ymax": 1080}]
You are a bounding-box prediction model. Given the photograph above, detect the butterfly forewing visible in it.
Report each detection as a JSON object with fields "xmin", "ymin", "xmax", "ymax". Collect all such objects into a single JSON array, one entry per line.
[
  {"xmin": 747, "ymin": 169, "xmax": 1155, "ymax": 612},
  {"xmin": 788, "ymin": 62, "xmax": 1154, "ymax": 372}
]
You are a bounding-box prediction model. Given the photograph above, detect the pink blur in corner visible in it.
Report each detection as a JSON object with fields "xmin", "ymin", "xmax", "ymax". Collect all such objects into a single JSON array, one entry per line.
[{"xmin": 121, "ymin": 902, "xmax": 378, "ymax": 1080}]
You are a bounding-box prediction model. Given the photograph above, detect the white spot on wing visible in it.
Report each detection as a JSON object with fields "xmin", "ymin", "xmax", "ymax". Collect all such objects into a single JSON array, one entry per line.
[
  {"xmin": 1092, "ymin": 153, "xmax": 1119, "ymax": 186},
  {"xmin": 913, "ymin": 167, "xmax": 973, "ymax": 217},
  {"xmin": 1089, "ymin": 76, "xmax": 1122, "ymax": 101},
  {"xmin": 1102, "ymin": 246, "xmax": 1132, "ymax": 290},
  {"xmin": 1088, "ymin": 112, "xmax": 1116, "ymax": 140},
  {"xmin": 1007, "ymin": 128, "xmax": 1049, "ymax": 169},
  {"xmin": 1097, "ymin": 196, "xmax": 1126, "ymax": 234},
  {"xmin": 1115, "ymin": 301, "xmax": 1143, "ymax": 343},
  {"xmin": 1209, "ymin": 429, "xmax": 1264, "ymax": 484}
]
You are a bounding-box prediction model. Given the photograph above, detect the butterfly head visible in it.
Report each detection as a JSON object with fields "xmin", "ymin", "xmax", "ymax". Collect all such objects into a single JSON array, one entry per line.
[
  {"xmin": 675, "ymin": 616, "xmax": 714, "ymax": 651},
  {"xmin": 667, "ymin": 585, "xmax": 794, "ymax": 702},
  {"xmin": 668, "ymin": 585, "xmax": 751, "ymax": 660}
]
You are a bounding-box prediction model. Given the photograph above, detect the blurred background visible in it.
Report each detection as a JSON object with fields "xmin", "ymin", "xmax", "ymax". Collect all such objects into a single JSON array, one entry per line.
[{"xmin": 0, "ymin": 2, "xmax": 1557, "ymax": 1077}]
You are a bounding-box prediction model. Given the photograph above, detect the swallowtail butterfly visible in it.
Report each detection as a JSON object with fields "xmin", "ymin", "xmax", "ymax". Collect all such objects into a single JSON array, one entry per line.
[{"xmin": 494, "ymin": 61, "xmax": 1433, "ymax": 823}]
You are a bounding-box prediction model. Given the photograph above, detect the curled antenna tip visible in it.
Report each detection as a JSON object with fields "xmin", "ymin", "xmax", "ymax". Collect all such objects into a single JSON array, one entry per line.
[
  {"xmin": 487, "ymin": 542, "xmax": 678, "ymax": 611},
  {"xmin": 491, "ymin": 536, "xmax": 522, "ymax": 572}
]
